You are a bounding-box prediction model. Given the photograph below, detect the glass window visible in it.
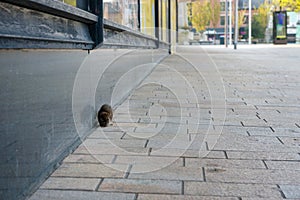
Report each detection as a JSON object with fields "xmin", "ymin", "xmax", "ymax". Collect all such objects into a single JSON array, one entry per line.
[
  {"xmin": 220, "ymin": 1, "xmax": 229, "ymax": 12},
  {"xmin": 140, "ymin": 0, "xmax": 155, "ymax": 36},
  {"xmin": 59, "ymin": 0, "xmax": 76, "ymax": 7},
  {"xmin": 170, "ymin": 0, "xmax": 177, "ymax": 46},
  {"xmin": 103, "ymin": 0, "xmax": 139, "ymax": 30},
  {"xmin": 161, "ymin": 0, "xmax": 169, "ymax": 42},
  {"xmin": 220, "ymin": 2, "xmax": 225, "ymax": 11},
  {"xmin": 220, "ymin": 16, "xmax": 225, "ymax": 26}
]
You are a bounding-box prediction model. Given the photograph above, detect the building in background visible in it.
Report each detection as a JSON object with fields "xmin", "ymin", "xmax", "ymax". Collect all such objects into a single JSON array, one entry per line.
[
  {"xmin": 178, "ymin": 0, "xmax": 237, "ymax": 44},
  {"xmin": 177, "ymin": 0, "xmax": 281, "ymax": 44},
  {"xmin": 238, "ymin": 0, "xmax": 264, "ymax": 9}
]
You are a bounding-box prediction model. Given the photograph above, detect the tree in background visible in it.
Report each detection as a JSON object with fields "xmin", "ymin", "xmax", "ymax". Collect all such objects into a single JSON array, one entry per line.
[
  {"xmin": 238, "ymin": 9, "xmax": 247, "ymax": 39},
  {"xmin": 251, "ymin": 16, "xmax": 265, "ymax": 39},
  {"xmin": 280, "ymin": 0, "xmax": 300, "ymax": 11},
  {"xmin": 209, "ymin": 0, "xmax": 221, "ymax": 43},
  {"xmin": 245, "ymin": 0, "xmax": 272, "ymax": 41},
  {"xmin": 187, "ymin": 3, "xmax": 193, "ymax": 27},
  {"xmin": 191, "ymin": 1, "xmax": 211, "ymax": 33},
  {"xmin": 272, "ymin": 0, "xmax": 300, "ymax": 11},
  {"xmin": 255, "ymin": 0, "xmax": 272, "ymax": 32}
]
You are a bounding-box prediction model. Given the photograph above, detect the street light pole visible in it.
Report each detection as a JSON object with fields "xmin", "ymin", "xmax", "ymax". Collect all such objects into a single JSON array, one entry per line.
[
  {"xmin": 248, "ymin": 0, "xmax": 252, "ymax": 45},
  {"xmin": 225, "ymin": 0, "xmax": 228, "ymax": 47},
  {"xmin": 234, "ymin": 0, "xmax": 238, "ymax": 49},
  {"xmin": 229, "ymin": 0, "xmax": 232, "ymax": 46}
]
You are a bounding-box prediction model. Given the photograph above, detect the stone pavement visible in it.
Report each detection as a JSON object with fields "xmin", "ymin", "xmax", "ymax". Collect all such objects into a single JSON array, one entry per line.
[{"xmin": 29, "ymin": 45, "xmax": 300, "ymax": 200}]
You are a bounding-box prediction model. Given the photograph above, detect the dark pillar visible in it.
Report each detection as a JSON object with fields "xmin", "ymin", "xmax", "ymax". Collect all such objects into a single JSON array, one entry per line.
[
  {"xmin": 155, "ymin": 0, "xmax": 160, "ymax": 48},
  {"xmin": 176, "ymin": 0, "xmax": 178, "ymax": 43},
  {"xmin": 137, "ymin": 0, "xmax": 141, "ymax": 30},
  {"xmin": 168, "ymin": 0, "xmax": 171, "ymax": 54},
  {"xmin": 89, "ymin": 0, "xmax": 103, "ymax": 47}
]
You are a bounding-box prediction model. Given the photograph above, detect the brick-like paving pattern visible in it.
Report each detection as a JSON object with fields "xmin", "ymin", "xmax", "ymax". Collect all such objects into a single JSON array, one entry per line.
[{"xmin": 30, "ymin": 46, "xmax": 300, "ymax": 200}]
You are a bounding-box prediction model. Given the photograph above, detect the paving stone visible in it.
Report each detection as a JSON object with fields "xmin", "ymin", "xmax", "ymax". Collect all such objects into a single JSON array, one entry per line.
[
  {"xmin": 107, "ymin": 138, "xmax": 148, "ymax": 149},
  {"xmin": 99, "ymin": 126, "xmax": 135, "ymax": 132},
  {"xmin": 218, "ymin": 125, "xmax": 249, "ymax": 133},
  {"xmin": 152, "ymin": 116, "xmax": 195, "ymax": 125},
  {"xmin": 226, "ymin": 151, "xmax": 300, "ymax": 161},
  {"xmin": 147, "ymin": 133, "xmax": 206, "ymax": 150},
  {"xmin": 114, "ymin": 155, "xmax": 182, "ymax": 167},
  {"xmin": 88, "ymin": 130, "xmax": 125, "ymax": 139},
  {"xmin": 114, "ymin": 109, "xmax": 149, "ymax": 116},
  {"xmin": 185, "ymin": 158, "xmax": 265, "ymax": 169},
  {"xmin": 243, "ymin": 127, "xmax": 274, "ymax": 136},
  {"xmin": 267, "ymin": 127, "xmax": 300, "ymax": 137},
  {"xmin": 265, "ymin": 160, "xmax": 300, "ymax": 170},
  {"xmin": 73, "ymin": 144, "xmax": 149, "ymax": 156},
  {"xmin": 196, "ymin": 150, "xmax": 227, "ymax": 159},
  {"xmin": 99, "ymin": 178, "xmax": 181, "ymax": 194},
  {"xmin": 29, "ymin": 190, "xmax": 135, "ymax": 200},
  {"xmin": 82, "ymin": 138, "xmax": 112, "ymax": 146},
  {"xmin": 279, "ymin": 185, "xmax": 300, "ymax": 199},
  {"xmin": 248, "ymin": 129, "xmax": 300, "ymax": 137},
  {"xmin": 154, "ymin": 123, "xmax": 195, "ymax": 134},
  {"xmin": 240, "ymin": 119, "xmax": 270, "ymax": 127},
  {"xmin": 137, "ymin": 194, "xmax": 238, "ymax": 200},
  {"xmin": 266, "ymin": 121, "xmax": 299, "ymax": 129},
  {"xmin": 184, "ymin": 182, "xmax": 282, "ymax": 198},
  {"xmin": 137, "ymin": 116, "xmax": 164, "ymax": 124},
  {"xmin": 205, "ymin": 167, "xmax": 300, "ymax": 184},
  {"xmin": 40, "ymin": 177, "xmax": 100, "ymax": 191},
  {"xmin": 52, "ymin": 163, "xmax": 127, "ymax": 177},
  {"xmin": 150, "ymin": 148, "xmax": 200, "ymax": 158},
  {"xmin": 209, "ymin": 134, "xmax": 299, "ymax": 152},
  {"xmin": 277, "ymin": 136, "xmax": 300, "ymax": 147},
  {"xmin": 129, "ymin": 165, "xmax": 203, "ymax": 181},
  {"xmin": 63, "ymin": 154, "xmax": 114, "ymax": 164},
  {"xmin": 116, "ymin": 122, "xmax": 157, "ymax": 129}
]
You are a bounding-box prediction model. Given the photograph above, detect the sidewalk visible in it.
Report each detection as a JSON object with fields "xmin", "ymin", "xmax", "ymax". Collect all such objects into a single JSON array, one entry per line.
[{"xmin": 29, "ymin": 45, "xmax": 300, "ymax": 200}]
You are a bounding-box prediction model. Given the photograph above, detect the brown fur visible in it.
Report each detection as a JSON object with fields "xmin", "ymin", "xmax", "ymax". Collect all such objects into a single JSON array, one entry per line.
[{"xmin": 97, "ymin": 104, "xmax": 113, "ymax": 127}]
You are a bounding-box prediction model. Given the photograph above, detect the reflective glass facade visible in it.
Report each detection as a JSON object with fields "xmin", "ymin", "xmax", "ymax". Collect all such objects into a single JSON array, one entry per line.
[
  {"xmin": 61, "ymin": 0, "xmax": 177, "ymax": 43},
  {"xmin": 60, "ymin": 0, "xmax": 76, "ymax": 6},
  {"xmin": 140, "ymin": 0, "xmax": 155, "ymax": 36},
  {"xmin": 104, "ymin": 0, "xmax": 139, "ymax": 30}
]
